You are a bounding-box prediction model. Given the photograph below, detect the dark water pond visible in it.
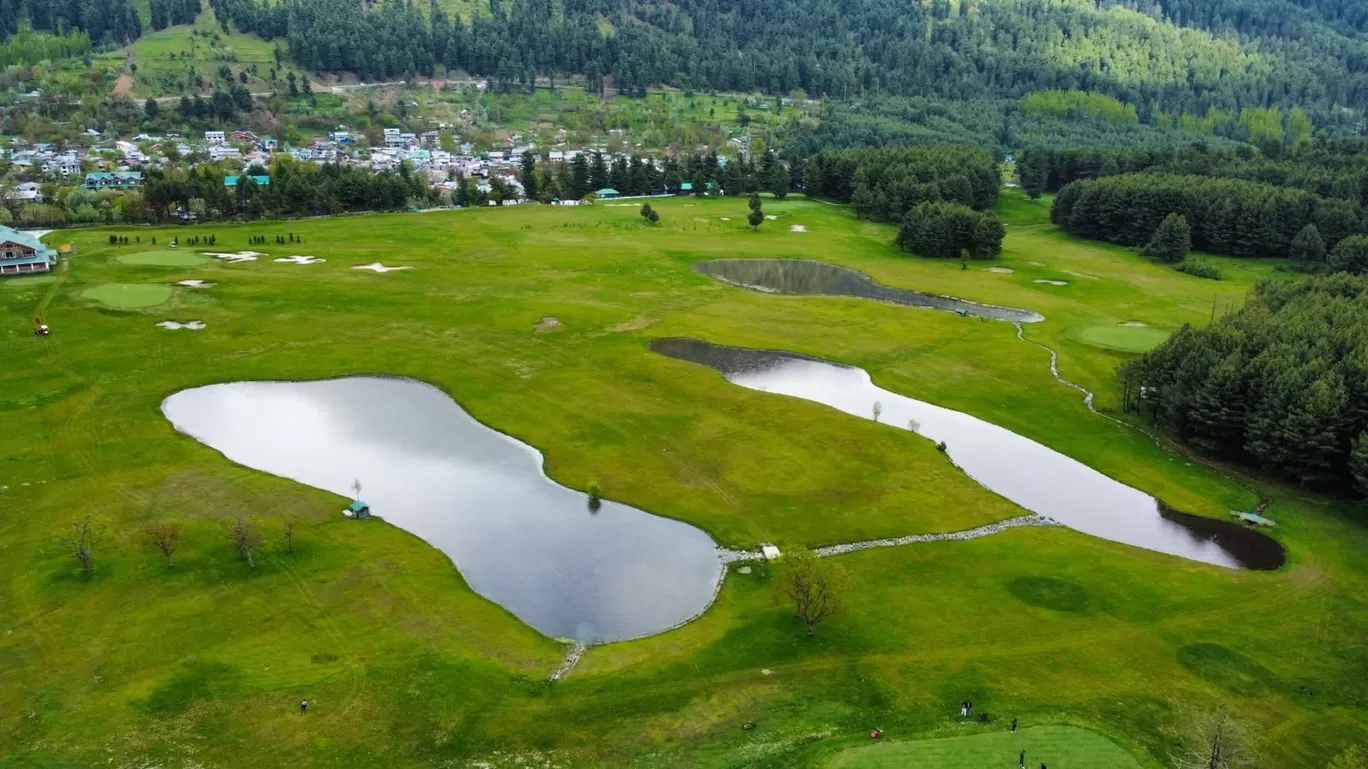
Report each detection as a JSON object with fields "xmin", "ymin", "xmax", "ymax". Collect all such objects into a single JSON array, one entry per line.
[
  {"xmin": 651, "ymin": 339, "xmax": 1284, "ymax": 571},
  {"xmin": 694, "ymin": 258, "xmax": 1045, "ymax": 323},
  {"xmin": 162, "ymin": 377, "xmax": 724, "ymax": 643}
]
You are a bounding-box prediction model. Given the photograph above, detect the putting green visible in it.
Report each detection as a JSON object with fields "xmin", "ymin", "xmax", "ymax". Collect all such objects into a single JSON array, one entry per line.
[
  {"xmin": 116, "ymin": 250, "xmax": 210, "ymax": 267},
  {"xmin": 1078, "ymin": 324, "xmax": 1171, "ymax": 353},
  {"xmin": 82, "ymin": 283, "xmax": 174, "ymax": 309},
  {"xmin": 828, "ymin": 725, "xmax": 1144, "ymax": 768},
  {"xmin": 2, "ymin": 275, "xmax": 56, "ymax": 288}
]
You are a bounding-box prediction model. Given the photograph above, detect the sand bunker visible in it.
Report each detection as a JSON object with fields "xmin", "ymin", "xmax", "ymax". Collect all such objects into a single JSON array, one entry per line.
[
  {"xmin": 1119, "ymin": 321, "xmax": 1149, "ymax": 328},
  {"xmin": 1034, "ymin": 279, "xmax": 1068, "ymax": 286},
  {"xmin": 984, "ymin": 267, "xmax": 1014, "ymax": 274},
  {"xmin": 352, "ymin": 262, "xmax": 413, "ymax": 273},
  {"xmin": 765, "ymin": 215, "xmax": 777, "ymax": 220},
  {"xmin": 534, "ymin": 316, "xmax": 561, "ymax": 332},
  {"xmin": 175, "ymin": 279, "xmax": 214, "ymax": 288},
  {"xmin": 719, "ymin": 217, "xmax": 731, "ymax": 221},
  {"xmin": 275, "ymin": 255, "xmax": 326, "ymax": 265},
  {"xmin": 1063, "ymin": 270, "xmax": 1097, "ymax": 279},
  {"xmin": 790, "ymin": 224, "xmax": 807, "ymax": 232},
  {"xmin": 1028, "ymin": 261, "xmax": 1046, "ymax": 267},
  {"xmin": 206, "ymin": 251, "xmax": 263, "ymax": 263},
  {"xmin": 156, "ymin": 320, "xmax": 205, "ymax": 330}
]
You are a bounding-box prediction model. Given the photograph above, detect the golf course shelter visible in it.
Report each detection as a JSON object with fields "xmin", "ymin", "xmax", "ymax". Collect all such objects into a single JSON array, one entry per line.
[{"xmin": 0, "ymin": 226, "xmax": 56, "ymax": 276}]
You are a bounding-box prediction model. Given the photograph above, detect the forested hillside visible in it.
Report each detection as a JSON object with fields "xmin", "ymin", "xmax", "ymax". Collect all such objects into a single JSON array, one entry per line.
[
  {"xmin": 1123, "ymin": 274, "xmax": 1368, "ymax": 491},
  {"xmin": 194, "ymin": 0, "xmax": 1368, "ymax": 116}
]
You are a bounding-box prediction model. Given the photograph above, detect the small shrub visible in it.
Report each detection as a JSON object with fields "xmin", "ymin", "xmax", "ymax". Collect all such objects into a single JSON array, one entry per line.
[
  {"xmin": 1175, "ymin": 260, "xmax": 1223, "ymax": 280},
  {"xmin": 587, "ymin": 480, "xmax": 602, "ymax": 500},
  {"xmin": 936, "ymin": 441, "xmax": 948, "ymax": 452}
]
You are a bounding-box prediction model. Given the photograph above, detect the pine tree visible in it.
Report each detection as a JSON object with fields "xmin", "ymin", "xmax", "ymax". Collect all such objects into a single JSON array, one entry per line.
[
  {"xmin": 748, "ymin": 193, "xmax": 764, "ymax": 230},
  {"xmin": 1143, "ymin": 213, "xmax": 1191, "ymax": 263},
  {"xmin": 769, "ymin": 161, "xmax": 790, "ymax": 200},
  {"xmin": 1289, "ymin": 223, "xmax": 1326, "ymax": 267},
  {"xmin": 520, "ymin": 151, "xmax": 539, "ymax": 202},
  {"xmin": 1329, "ymin": 235, "xmax": 1368, "ymax": 275},
  {"xmin": 1351, "ymin": 432, "xmax": 1368, "ymax": 496}
]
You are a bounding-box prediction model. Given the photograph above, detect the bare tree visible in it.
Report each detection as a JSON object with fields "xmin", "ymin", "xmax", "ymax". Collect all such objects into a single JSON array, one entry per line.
[
  {"xmin": 282, "ymin": 518, "xmax": 297, "ymax": 554},
  {"xmin": 1172, "ymin": 710, "xmax": 1257, "ymax": 769},
  {"xmin": 59, "ymin": 516, "xmax": 105, "ymax": 576},
  {"xmin": 778, "ymin": 547, "xmax": 842, "ymax": 636},
  {"xmin": 351, "ymin": 478, "xmax": 363, "ymax": 499},
  {"xmin": 143, "ymin": 522, "xmax": 184, "ymax": 567},
  {"xmin": 227, "ymin": 515, "xmax": 262, "ymax": 568}
]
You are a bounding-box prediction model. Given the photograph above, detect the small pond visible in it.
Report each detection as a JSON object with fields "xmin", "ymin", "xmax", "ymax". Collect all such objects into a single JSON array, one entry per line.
[
  {"xmin": 694, "ymin": 258, "xmax": 1045, "ymax": 323},
  {"xmin": 651, "ymin": 338, "xmax": 1285, "ymax": 571},
  {"xmin": 162, "ymin": 377, "xmax": 725, "ymax": 643}
]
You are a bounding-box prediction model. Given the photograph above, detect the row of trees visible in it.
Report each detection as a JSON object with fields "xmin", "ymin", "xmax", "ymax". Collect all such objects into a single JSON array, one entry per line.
[
  {"xmin": 1019, "ymin": 138, "xmax": 1368, "ymax": 204},
  {"xmin": 1121, "ymin": 275, "xmax": 1368, "ymax": 491},
  {"xmin": 137, "ymin": 159, "xmax": 434, "ymax": 222},
  {"xmin": 202, "ymin": 0, "xmax": 1368, "ymax": 113},
  {"xmin": 59, "ymin": 514, "xmax": 297, "ymax": 577},
  {"xmin": 3, "ymin": 0, "xmax": 141, "ymax": 44},
  {"xmin": 801, "ymin": 146, "xmax": 999, "ymax": 224},
  {"xmin": 1051, "ymin": 174, "xmax": 1363, "ymax": 259}
]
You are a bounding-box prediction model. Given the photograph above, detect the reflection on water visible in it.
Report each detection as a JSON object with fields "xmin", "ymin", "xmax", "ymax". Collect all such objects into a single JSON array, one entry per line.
[
  {"xmin": 694, "ymin": 258, "xmax": 1045, "ymax": 323},
  {"xmin": 651, "ymin": 338, "xmax": 1284, "ymax": 571},
  {"xmin": 162, "ymin": 377, "xmax": 724, "ymax": 642}
]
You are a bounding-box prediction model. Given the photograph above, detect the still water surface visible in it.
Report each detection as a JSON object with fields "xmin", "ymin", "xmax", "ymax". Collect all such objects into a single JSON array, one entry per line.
[
  {"xmin": 162, "ymin": 377, "xmax": 725, "ymax": 642},
  {"xmin": 651, "ymin": 338, "xmax": 1285, "ymax": 570},
  {"xmin": 694, "ymin": 258, "xmax": 1045, "ymax": 323}
]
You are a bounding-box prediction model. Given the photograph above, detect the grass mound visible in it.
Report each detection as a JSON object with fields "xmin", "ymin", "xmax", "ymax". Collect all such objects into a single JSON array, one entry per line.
[
  {"xmin": 828, "ymin": 725, "xmax": 1143, "ymax": 768},
  {"xmin": 116, "ymin": 250, "xmax": 210, "ymax": 267},
  {"xmin": 82, "ymin": 283, "xmax": 174, "ymax": 309},
  {"xmin": 1078, "ymin": 324, "xmax": 1171, "ymax": 353}
]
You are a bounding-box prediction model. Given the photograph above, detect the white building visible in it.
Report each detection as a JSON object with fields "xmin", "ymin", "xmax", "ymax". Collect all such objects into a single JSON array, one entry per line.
[
  {"xmin": 9, "ymin": 182, "xmax": 43, "ymax": 202},
  {"xmin": 205, "ymin": 131, "xmax": 226, "ymax": 145},
  {"xmin": 208, "ymin": 145, "xmax": 241, "ymax": 162}
]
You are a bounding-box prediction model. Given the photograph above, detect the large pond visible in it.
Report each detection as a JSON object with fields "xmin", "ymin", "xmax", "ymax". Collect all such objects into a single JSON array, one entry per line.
[
  {"xmin": 651, "ymin": 338, "xmax": 1285, "ymax": 571},
  {"xmin": 162, "ymin": 377, "xmax": 725, "ymax": 643},
  {"xmin": 694, "ymin": 258, "xmax": 1045, "ymax": 323}
]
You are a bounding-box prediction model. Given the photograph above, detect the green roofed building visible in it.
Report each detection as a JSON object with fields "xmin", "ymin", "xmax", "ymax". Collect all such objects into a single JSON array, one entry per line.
[
  {"xmin": 224, "ymin": 175, "xmax": 272, "ymax": 187},
  {"xmin": 84, "ymin": 171, "xmax": 143, "ymax": 190},
  {"xmin": 0, "ymin": 226, "xmax": 57, "ymax": 277},
  {"xmin": 596, "ymin": 188, "xmax": 620, "ymax": 199}
]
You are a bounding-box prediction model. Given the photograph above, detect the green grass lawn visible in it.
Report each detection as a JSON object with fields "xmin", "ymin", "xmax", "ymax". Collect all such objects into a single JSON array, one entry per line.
[
  {"xmin": 829, "ymin": 725, "xmax": 1144, "ymax": 768},
  {"xmin": 1077, "ymin": 324, "xmax": 1171, "ymax": 353},
  {"xmin": 80, "ymin": 282, "xmax": 174, "ymax": 308},
  {"xmin": 3, "ymin": 197, "xmax": 1367, "ymax": 768},
  {"xmin": 116, "ymin": 250, "xmax": 210, "ymax": 267}
]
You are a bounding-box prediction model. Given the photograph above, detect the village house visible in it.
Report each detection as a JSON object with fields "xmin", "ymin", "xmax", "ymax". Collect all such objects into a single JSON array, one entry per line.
[
  {"xmin": 9, "ymin": 182, "xmax": 43, "ymax": 202},
  {"xmin": 208, "ymin": 145, "xmax": 242, "ymax": 162},
  {"xmin": 205, "ymin": 131, "xmax": 227, "ymax": 145},
  {"xmin": 0, "ymin": 226, "xmax": 57, "ymax": 277}
]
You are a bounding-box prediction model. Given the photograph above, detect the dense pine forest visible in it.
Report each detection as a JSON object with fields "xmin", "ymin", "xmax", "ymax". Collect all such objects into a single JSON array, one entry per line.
[
  {"xmin": 182, "ymin": 0, "xmax": 1368, "ymax": 117},
  {"xmin": 1123, "ymin": 275, "xmax": 1368, "ymax": 491}
]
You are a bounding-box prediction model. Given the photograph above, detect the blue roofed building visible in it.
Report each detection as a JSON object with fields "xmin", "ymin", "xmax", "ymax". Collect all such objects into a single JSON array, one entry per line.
[
  {"xmin": 224, "ymin": 175, "xmax": 272, "ymax": 188},
  {"xmin": 0, "ymin": 226, "xmax": 57, "ymax": 277}
]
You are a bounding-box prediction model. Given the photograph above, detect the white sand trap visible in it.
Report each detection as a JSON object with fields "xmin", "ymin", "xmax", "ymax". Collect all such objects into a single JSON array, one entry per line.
[
  {"xmin": 275, "ymin": 255, "xmax": 326, "ymax": 264},
  {"xmin": 984, "ymin": 267, "xmax": 1014, "ymax": 274},
  {"xmin": 719, "ymin": 217, "xmax": 731, "ymax": 221},
  {"xmin": 156, "ymin": 320, "xmax": 205, "ymax": 330},
  {"xmin": 205, "ymin": 251, "xmax": 263, "ymax": 263},
  {"xmin": 352, "ymin": 262, "xmax": 413, "ymax": 273},
  {"xmin": 1034, "ymin": 279, "xmax": 1068, "ymax": 286},
  {"xmin": 693, "ymin": 217, "xmax": 710, "ymax": 223},
  {"xmin": 175, "ymin": 279, "xmax": 215, "ymax": 288},
  {"xmin": 1028, "ymin": 260, "xmax": 1046, "ymax": 267},
  {"xmin": 534, "ymin": 316, "xmax": 561, "ymax": 332},
  {"xmin": 1120, "ymin": 320, "xmax": 1149, "ymax": 328},
  {"xmin": 790, "ymin": 224, "xmax": 807, "ymax": 232},
  {"xmin": 738, "ymin": 566, "xmax": 752, "ymax": 574},
  {"xmin": 1063, "ymin": 270, "xmax": 1098, "ymax": 279},
  {"xmin": 765, "ymin": 215, "xmax": 778, "ymax": 220}
]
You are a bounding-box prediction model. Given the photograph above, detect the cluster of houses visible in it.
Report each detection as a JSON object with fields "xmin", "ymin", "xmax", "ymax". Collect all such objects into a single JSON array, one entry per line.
[{"xmin": 3, "ymin": 121, "xmax": 750, "ymax": 210}]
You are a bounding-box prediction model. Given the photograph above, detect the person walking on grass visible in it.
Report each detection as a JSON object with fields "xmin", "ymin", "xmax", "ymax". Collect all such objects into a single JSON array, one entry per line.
[
  {"xmin": 960, "ymin": 700, "xmax": 968, "ymax": 717},
  {"xmin": 966, "ymin": 700, "xmax": 973, "ymax": 718},
  {"xmin": 1019, "ymin": 749, "xmax": 1026, "ymax": 768},
  {"xmin": 1011, "ymin": 717, "xmax": 1018, "ymax": 734},
  {"xmin": 300, "ymin": 699, "xmax": 308, "ymax": 714}
]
